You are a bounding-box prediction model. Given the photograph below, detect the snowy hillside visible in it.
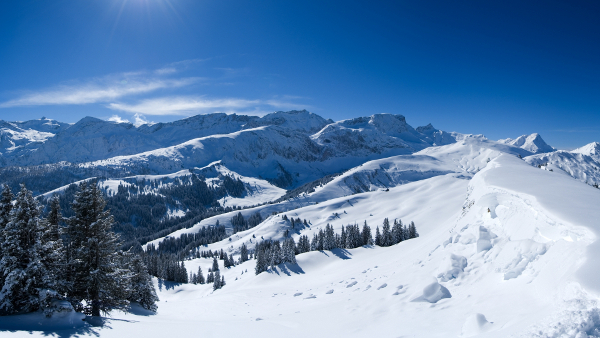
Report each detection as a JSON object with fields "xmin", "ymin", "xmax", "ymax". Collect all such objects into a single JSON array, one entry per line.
[
  {"xmin": 7, "ymin": 149, "xmax": 600, "ymax": 337},
  {"xmin": 2, "ymin": 111, "xmax": 600, "ymax": 337},
  {"xmin": 0, "ymin": 117, "xmax": 70, "ymax": 164},
  {"xmin": 524, "ymin": 145, "xmax": 600, "ymax": 187}
]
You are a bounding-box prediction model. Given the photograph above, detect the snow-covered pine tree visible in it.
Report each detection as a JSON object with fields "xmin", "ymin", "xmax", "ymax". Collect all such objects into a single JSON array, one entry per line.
[
  {"xmin": 324, "ymin": 224, "xmax": 335, "ymax": 250},
  {"xmin": 310, "ymin": 233, "xmax": 318, "ymax": 251},
  {"xmin": 207, "ymin": 271, "xmax": 214, "ymax": 283},
  {"xmin": 391, "ymin": 219, "xmax": 403, "ymax": 245},
  {"xmin": 382, "ymin": 218, "xmax": 392, "ymax": 247},
  {"xmin": 0, "ymin": 184, "xmax": 13, "ymax": 290},
  {"xmin": 240, "ymin": 243, "xmax": 248, "ymax": 262},
  {"xmin": 213, "ymin": 270, "xmax": 221, "ymax": 290},
  {"xmin": 361, "ymin": 221, "xmax": 372, "ymax": 246},
  {"xmin": 212, "ymin": 256, "xmax": 220, "ymax": 271},
  {"xmin": 37, "ymin": 195, "xmax": 69, "ymax": 310},
  {"xmin": 0, "ymin": 185, "xmax": 50, "ymax": 314},
  {"xmin": 340, "ymin": 225, "xmax": 347, "ymax": 249},
  {"xmin": 282, "ymin": 238, "xmax": 297, "ymax": 264},
  {"xmin": 375, "ymin": 226, "xmax": 382, "ymax": 246},
  {"xmin": 270, "ymin": 241, "xmax": 282, "ymax": 269},
  {"xmin": 197, "ymin": 266, "xmax": 205, "ymax": 284},
  {"xmin": 127, "ymin": 254, "xmax": 158, "ymax": 312},
  {"xmin": 409, "ymin": 221, "xmax": 419, "ymax": 239},
  {"xmin": 317, "ymin": 229, "xmax": 324, "ymax": 251},
  {"xmin": 65, "ymin": 182, "xmax": 130, "ymax": 316}
]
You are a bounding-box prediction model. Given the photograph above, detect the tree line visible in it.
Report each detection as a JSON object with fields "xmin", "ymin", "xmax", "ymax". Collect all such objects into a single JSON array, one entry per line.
[
  {"xmin": 0, "ymin": 182, "xmax": 158, "ymax": 317},
  {"xmin": 254, "ymin": 218, "xmax": 418, "ymax": 275}
]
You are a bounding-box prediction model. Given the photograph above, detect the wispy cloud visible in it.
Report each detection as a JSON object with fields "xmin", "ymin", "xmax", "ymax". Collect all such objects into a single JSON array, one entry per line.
[
  {"xmin": 0, "ymin": 75, "xmax": 199, "ymax": 107},
  {"xmin": 107, "ymin": 96, "xmax": 262, "ymax": 115}
]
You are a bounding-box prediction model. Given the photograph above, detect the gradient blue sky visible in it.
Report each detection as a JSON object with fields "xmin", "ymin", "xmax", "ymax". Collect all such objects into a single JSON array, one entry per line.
[{"xmin": 0, "ymin": 0, "xmax": 598, "ymax": 149}]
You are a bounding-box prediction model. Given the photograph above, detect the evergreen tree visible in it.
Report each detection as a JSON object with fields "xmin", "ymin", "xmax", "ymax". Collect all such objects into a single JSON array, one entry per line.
[
  {"xmin": 38, "ymin": 198, "xmax": 68, "ymax": 308},
  {"xmin": 361, "ymin": 221, "xmax": 372, "ymax": 246},
  {"xmin": 197, "ymin": 266, "xmax": 205, "ymax": 284},
  {"xmin": 375, "ymin": 226, "xmax": 382, "ymax": 246},
  {"xmin": 0, "ymin": 185, "xmax": 51, "ymax": 314},
  {"xmin": 213, "ymin": 270, "xmax": 221, "ymax": 290},
  {"xmin": 240, "ymin": 243, "xmax": 248, "ymax": 263},
  {"xmin": 65, "ymin": 182, "xmax": 130, "ymax": 316},
  {"xmin": 382, "ymin": 218, "xmax": 392, "ymax": 247},
  {"xmin": 0, "ymin": 184, "xmax": 13, "ymax": 292},
  {"xmin": 127, "ymin": 254, "xmax": 158, "ymax": 312},
  {"xmin": 391, "ymin": 219, "xmax": 404, "ymax": 244},
  {"xmin": 212, "ymin": 256, "xmax": 220, "ymax": 271},
  {"xmin": 323, "ymin": 224, "xmax": 335, "ymax": 250},
  {"xmin": 340, "ymin": 226, "xmax": 347, "ymax": 249},
  {"xmin": 409, "ymin": 221, "xmax": 419, "ymax": 239},
  {"xmin": 310, "ymin": 233, "xmax": 318, "ymax": 251}
]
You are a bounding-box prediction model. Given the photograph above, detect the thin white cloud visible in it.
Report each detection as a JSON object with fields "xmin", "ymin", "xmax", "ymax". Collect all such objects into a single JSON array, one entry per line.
[
  {"xmin": 265, "ymin": 99, "xmax": 312, "ymax": 110},
  {"xmin": 107, "ymin": 96, "xmax": 261, "ymax": 116},
  {"xmin": 154, "ymin": 67, "xmax": 177, "ymax": 75},
  {"xmin": 107, "ymin": 115, "xmax": 130, "ymax": 123},
  {"xmin": 0, "ymin": 76, "xmax": 199, "ymax": 107}
]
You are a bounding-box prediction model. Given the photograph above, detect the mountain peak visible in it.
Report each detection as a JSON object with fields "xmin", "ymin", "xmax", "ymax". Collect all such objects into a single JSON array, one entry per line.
[
  {"xmin": 572, "ymin": 142, "xmax": 600, "ymax": 157},
  {"xmin": 498, "ymin": 133, "xmax": 554, "ymax": 154}
]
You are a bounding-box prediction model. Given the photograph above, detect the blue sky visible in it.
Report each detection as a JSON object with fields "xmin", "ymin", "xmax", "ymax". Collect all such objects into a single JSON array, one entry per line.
[{"xmin": 0, "ymin": 0, "xmax": 598, "ymax": 149}]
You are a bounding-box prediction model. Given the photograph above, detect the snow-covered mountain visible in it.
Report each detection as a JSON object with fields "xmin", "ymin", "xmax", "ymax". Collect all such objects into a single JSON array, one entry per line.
[
  {"xmin": 1, "ymin": 112, "xmax": 461, "ymax": 190},
  {"xmin": 126, "ymin": 134, "xmax": 600, "ymax": 338},
  {"xmin": 2, "ymin": 112, "xmax": 600, "ymax": 337},
  {"xmin": 498, "ymin": 133, "xmax": 555, "ymax": 154},
  {"xmin": 0, "ymin": 117, "xmax": 70, "ymax": 164},
  {"xmin": 524, "ymin": 149, "xmax": 600, "ymax": 187},
  {"xmin": 572, "ymin": 142, "xmax": 600, "ymax": 160}
]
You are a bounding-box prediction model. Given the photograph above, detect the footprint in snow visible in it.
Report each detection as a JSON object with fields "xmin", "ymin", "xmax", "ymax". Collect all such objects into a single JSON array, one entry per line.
[
  {"xmin": 378, "ymin": 283, "xmax": 387, "ymax": 290},
  {"xmin": 326, "ymin": 290, "xmax": 334, "ymax": 294},
  {"xmin": 347, "ymin": 281, "xmax": 357, "ymax": 288},
  {"xmin": 255, "ymin": 318, "xmax": 263, "ymax": 321},
  {"xmin": 293, "ymin": 292, "xmax": 303, "ymax": 297},
  {"xmin": 364, "ymin": 285, "xmax": 371, "ymax": 291},
  {"xmin": 304, "ymin": 295, "xmax": 316, "ymax": 299},
  {"xmin": 393, "ymin": 285, "xmax": 404, "ymax": 295}
]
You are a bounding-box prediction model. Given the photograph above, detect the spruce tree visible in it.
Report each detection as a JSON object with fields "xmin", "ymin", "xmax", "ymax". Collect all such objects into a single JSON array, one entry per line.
[
  {"xmin": 361, "ymin": 221, "xmax": 372, "ymax": 246},
  {"xmin": 409, "ymin": 221, "xmax": 419, "ymax": 239},
  {"xmin": 240, "ymin": 243, "xmax": 248, "ymax": 263},
  {"xmin": 127, "ymin": 254, "xmax": 158, "ymax": 312},
  {"xmin": 391, "ymin": 219, "xmax": 403, "ymax": 244},
  {"xmin": 382, "ymin": 218, "xmax": 391, "ymax": 247},
  {"xmin": 212, "ymin": 256, "xmax": 219, "ymax": 271},
  {"xmin": 0, "ymin": 185, "xmax": 50, "ymax": 314},
  {"xmin": 375, "ymin": 226, "xmax": 382, "ymax": 246},
  {"xmin": 213, "ymin": 270, "xmax": 221, "ymax": 290},
  {"xmin": 197, "ymin": 266, "xmax": 205, "ymax": 284},
  {"xmin": 65, "ymin": 182, "xmax": 130, "ymax": 316},
  {"xmin": 0, "ymin": 184, "xmax": 13, "ymax": 291}
]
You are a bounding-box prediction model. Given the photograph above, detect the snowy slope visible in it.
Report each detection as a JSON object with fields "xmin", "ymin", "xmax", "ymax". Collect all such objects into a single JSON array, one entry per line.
[
  {"xmin": 525, "ymin": 150, "xmax": 600, "ymax": 187},
  {"xmin": 144, "ymin": 134, "xmax": 533, "ymax": 247},
  {"xmin": 498, "ymin": 133, "xmax": 555, "ymax": 154},
  {"xmin": 0, "ymin": 117, "xmax": 70, "ymax": 164},
  {"xmin": 7, "ymin": 152, "xmax": 600, "ymax": 337}
]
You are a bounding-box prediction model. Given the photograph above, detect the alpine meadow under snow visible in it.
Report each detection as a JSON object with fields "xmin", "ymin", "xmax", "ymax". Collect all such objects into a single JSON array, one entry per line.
[{"xmin": 1, "ymin": 111, "xmax": 600, "ymax": 337}]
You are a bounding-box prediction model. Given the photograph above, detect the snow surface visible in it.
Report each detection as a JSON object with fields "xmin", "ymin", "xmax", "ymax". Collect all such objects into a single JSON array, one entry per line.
[
  {"xmin": 6, "ymin": 152, "xmax": 600, "ymax": 337},
  {"xmin": 3, "ymin": 115, "xmax": 600, "ymax": 337}
]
